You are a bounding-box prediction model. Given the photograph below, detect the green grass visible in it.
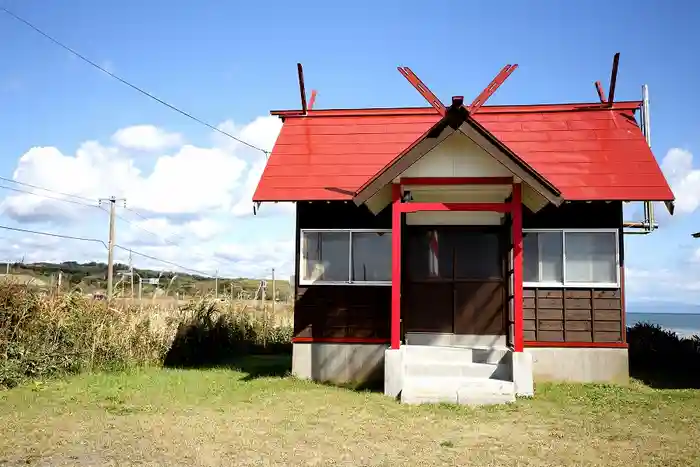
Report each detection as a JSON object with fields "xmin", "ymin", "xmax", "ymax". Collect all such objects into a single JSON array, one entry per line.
[{"xmin": 1, "ymin": 356, "xmax": 699, "ymax": 466}]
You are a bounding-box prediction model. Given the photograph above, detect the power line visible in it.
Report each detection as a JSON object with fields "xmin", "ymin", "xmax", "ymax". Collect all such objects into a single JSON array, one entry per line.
[
  {"xmin": 0, "ymin": 224, "xmax": 108, "ymax": 247},
  {"xmin": 0, "ymin": 224, "xmax": 214, "ymax": 277},
  {"xmin": 122, "ymin": 206, "xmax": 151, "ymax": 223},
  {"xmin": 121, "ymin": 207, "xmax": 195, "ymax": 245},
  {"xmin": 0, "ymin": 178, "xmax": 221, "ymax": 277},
  {"xmin": 116, "ymin": 207, "xmax": 235, "ymax": 270},
  {"xmin": 114, "ymin": 244, "xmax": 214, "ymax": 277},
  {"xmin": 0, "ymin": 176, "xmax": 95, "ymax": 203},
  {"xmin": 0, "ymin": 184, "xmax": 98, "ymax": 208},
  {"xmin": 0, "ymin": 6, "xmax": 271, "ymax": 157}
]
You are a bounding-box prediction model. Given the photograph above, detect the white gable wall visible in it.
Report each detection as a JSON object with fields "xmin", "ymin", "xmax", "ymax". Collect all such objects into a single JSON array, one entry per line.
[
  {"xmin": 399, "ymin": 131, "xmax": 513, "ymax": 179},
  {"xmin": 362, "ymin": 129, "xmax": 550, "ymax": 218},
  {"xmin": 400, "ymin": 131, "xmax": 512, "ymax": 225}
]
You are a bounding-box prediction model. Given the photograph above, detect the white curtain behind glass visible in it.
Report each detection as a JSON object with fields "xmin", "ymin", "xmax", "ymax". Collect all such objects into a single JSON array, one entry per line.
[
  {"xmin": 564, "ymin": 232, "xmax": 616, "ymax": 283},
  {"xmin": 539, "ymin": 232, "xmax": 563, "ymax": 282}
]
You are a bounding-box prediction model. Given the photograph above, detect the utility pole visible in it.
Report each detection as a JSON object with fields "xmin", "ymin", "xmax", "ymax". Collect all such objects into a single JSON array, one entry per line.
[
  {"xmin": 128, "ymin": 249, "xmax": 134, "ymax": 300},
  {"xmin": 271, "ymin": 268, "xmax": 276, "ymax": 314},
  {"xmin": 99, "ymin": 196, "xmax": 126, "ymax": 302},
  {"xmin": 215, "ymin": 269, "xmax": 219, "ymax": 299}
]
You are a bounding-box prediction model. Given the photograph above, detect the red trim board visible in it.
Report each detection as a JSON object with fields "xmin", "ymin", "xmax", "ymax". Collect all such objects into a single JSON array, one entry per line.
[
  {"xmin": 292, "ymin": 337, "xmax": 390, "ymax": 344},
  {"xmin": 524, "ymin": 341, "xmax": 628, "ymax": 349},
  {"xmin": 511, "ymin": 183, "xmax": 524, "ymax": 352},
  {"xmin": 391, "ymin": 184, "xmax": 402, "ymax": 350}
]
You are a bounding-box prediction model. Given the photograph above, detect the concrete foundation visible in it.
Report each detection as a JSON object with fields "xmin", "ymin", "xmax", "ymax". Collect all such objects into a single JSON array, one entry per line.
[
  {"xmin": 292, "ymin": 343, "xmax": 387, "ymax": 384},
  {"xmin": 384, "ymin": 348, "xmax": 404, "ymax": 398},
  {"xmin": 525, "ymin": 347, "xmax": 629, "ymax": 384},
  {"xmin": 512, "ymin": 351, "xmax": 534, "ymax": 396}
]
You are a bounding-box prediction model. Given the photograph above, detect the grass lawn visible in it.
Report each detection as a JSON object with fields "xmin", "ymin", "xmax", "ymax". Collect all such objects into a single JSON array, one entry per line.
[{"xmin": 1, "ymin": 356, "xmax": 699, "ymax": 467}]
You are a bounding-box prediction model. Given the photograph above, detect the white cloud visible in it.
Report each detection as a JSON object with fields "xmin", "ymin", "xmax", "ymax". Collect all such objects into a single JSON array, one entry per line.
[
  {"xmin": 626, "ymin": 266, "xmax": 700, "ymax": 303},
  {"xmin": 0, "ymin": 116, "xmax": 295, "ymax": 280},
  {"xmin": 123, "ymin": 217, "xmax": 223, "ymax": 245},
  {"xmin": 215, "ymin": 239, "xmax": 294, "ymax": 278},
  {"xmin": 214, "ymin": 117, "xmax": 282, "ymax": 158},
  {"xmin": 661, "ymin": 148, "xmax": 700, "ymax": 214},
  {"xmin": 1, "ymin": 116, "xmax": 284, "ymax": 221},
  {"xmin": 111, "ymin": 125, "xmax": 184, "ymax": 151}
]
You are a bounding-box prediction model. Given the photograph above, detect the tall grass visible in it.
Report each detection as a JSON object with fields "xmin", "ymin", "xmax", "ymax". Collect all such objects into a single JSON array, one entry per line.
[
  {"xmin": 164, "ymin": 299, "xmax": 293, "ymax": 367},
  {"xmin": 0, "ymin": 281, "xmax": 293, "ymax": 388}
]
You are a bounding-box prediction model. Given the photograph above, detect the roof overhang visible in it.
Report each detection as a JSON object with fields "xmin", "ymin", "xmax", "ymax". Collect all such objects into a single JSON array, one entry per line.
[{"xmin": 352, "ymin": 103, "xmax": 563, "ymax": 207}]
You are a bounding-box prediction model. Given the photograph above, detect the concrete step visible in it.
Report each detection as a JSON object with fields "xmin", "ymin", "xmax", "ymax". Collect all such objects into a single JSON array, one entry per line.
[
  {"xmin": 401, "ymin": 376, "xmax": 516, "ymax": 405},
  {"xmin": 405, "ymin": 361, "xmax": 510, "ymax": 380},
  {"xmin": 405, "ymin": 333, "xmax": 508, "ymax": 347},
  {"xmin": 404, "ymin": 344, "xmax": 512, "ymax": 365},
  {"xmin": 403, "ymin": 345, "xmax": 474, "ymax": 363},
  {"xmin": 470, "ymin": 346, "xmax": 512, "ymax": 365}
]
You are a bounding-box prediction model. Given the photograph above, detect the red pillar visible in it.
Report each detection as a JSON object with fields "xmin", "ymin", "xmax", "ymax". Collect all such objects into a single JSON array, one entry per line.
[
  {"xmin": 512, "ymin": 183, "xmax": 524, "ymax": 352},
  {"xmin": 391, "ymin": 184, "xmax": 402, "ymax": 349}
]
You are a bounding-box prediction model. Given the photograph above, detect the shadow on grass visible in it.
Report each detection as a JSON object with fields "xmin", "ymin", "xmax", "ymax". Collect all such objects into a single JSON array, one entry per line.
[
  {"xmin": 628, "ymin": 323, "xmax": 700, "ymax": 389},
  {"xmin": 226, "ymin": 354, "xmax": 293, "ymax": 381},
  {"xmin": 315, "ymin": 377, "xmax": 385, "ymax": 393},
  {"xmin": 162, "ymin": 311, "xmax": 293, "ymax": 372}
]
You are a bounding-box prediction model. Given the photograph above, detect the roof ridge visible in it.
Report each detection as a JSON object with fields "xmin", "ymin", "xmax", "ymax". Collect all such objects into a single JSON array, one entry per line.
[{"xmin": 271, "ymin": 101, "xmax": 642, "ymax": 118}]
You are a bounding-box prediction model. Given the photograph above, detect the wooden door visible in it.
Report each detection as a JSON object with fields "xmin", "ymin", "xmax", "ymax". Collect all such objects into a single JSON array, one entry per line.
[{"xmin": 402, "ymin": 226, "xmax": 506, "ymax": 336}]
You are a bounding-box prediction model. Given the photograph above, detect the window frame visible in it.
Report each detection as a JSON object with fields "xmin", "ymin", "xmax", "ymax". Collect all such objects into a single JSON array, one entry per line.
[
  {"xmin": 299, "ymin": 228, "xmax": 392, "ymax": 286},
  {"xmin": 522, "ymin": 228, "xmax": 620, "ymax": 289}
]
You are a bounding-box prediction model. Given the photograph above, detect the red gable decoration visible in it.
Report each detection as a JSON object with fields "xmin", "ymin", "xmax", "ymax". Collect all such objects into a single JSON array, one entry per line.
[{"xmin": 253, "ymin": 59, "xmax": 674, "ymax": 206}]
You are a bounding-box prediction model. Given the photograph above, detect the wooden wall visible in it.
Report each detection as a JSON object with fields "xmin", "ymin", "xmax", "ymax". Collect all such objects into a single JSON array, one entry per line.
[
  {"xmin": 523, "ymin": 288, "xmax": 623, "ymax": 343},
  {"xmin": 294, "ymin": 201, "xmax": 391, "ymax": 340},
  {"xmin": 522, "ymin": 201, "xmax": 626, "ymax": 345},
  {"xmin": 292, "ymin": 200, "xmax": 627, "ymax": 344}
]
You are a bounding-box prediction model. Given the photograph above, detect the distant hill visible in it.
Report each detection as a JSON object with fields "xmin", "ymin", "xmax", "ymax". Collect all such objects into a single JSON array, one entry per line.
[{"xmin": 0, "ymin": 261, "xmax": 292, "ymax": 301}]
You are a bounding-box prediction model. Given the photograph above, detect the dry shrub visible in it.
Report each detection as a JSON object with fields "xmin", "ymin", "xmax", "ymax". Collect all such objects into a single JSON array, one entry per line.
[
  {"xmin": 164, "ymin": 299, "xmax": 293, "ymax": 368},
  {"xmin": 0, "ymin": 281, "xmax": 181, "ymax": 388},
  {"xmin": 0, "ymin": 281, "xmax": 294, "ymax": 387}
]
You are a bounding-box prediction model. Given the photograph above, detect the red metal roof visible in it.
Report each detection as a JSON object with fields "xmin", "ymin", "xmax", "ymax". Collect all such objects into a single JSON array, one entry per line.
[{"xmin": 253, "ymin": 102, "xmax": 674, "ymax": 202}]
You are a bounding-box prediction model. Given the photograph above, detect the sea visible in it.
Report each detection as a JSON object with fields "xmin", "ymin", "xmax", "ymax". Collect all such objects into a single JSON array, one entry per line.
[{"xmin": 628, "ymin": 309, "xmax": 700, "ymax": 338}]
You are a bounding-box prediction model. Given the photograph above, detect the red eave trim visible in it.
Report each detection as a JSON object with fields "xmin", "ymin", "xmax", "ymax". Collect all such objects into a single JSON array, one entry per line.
[
  {"xmin": 524, "ymin": 341, "xmax": 628, "ymax": 349},
  {"xmin": 270, "ymin": 101, "xmax": 642, "ymax": 118},
  {"xmin": 400, "ymin": 177, "xmax": 513, "ymax": 186},
  {"xmin": 292, "ymin": 337, "xmax": 389, "ymax": 344}
]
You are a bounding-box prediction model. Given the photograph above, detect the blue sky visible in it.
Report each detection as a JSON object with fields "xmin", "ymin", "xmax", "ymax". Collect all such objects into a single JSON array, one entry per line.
[{"xmin": 0, "ymin": 0, "xmax": 699, "ymax": 307}]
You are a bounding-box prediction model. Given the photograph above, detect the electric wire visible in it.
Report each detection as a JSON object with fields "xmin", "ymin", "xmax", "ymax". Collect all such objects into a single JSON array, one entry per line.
[
  {"xmin": 0, "ymin": 176, "xmax": 95, "ymax": 203},
  {"xmin": 0, "ymin": 224, "xmax": 213, "ymax": 277},
  {"xmin": 116, "ymin": 207, "xmax": 236, "ymax": 271},
  {"xmin": 0, "ymin": 224, "xmax": 108, "ymax": 247},
  {"xmin": 0, "ymin": 6, "xmax": 270, "ymax": 156},
  {"xmin": 0, "ymin": 184, "xmax": 99, "ymax": 208},
  {"xmin": 0, "ymin": 178, "xmax": 224, "ymax": 275},
  {"xmin": 114, "ymin": 244, "xmax": 214, "ymax": 277}
]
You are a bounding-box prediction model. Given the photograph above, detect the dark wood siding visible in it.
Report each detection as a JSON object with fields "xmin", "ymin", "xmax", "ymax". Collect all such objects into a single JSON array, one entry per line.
[
  {"xmin": 294, "ymin": 202, "xmax": 391, "ymax": 340},
  {"xmin": 523, "ymin": 201, "xmax": 625, "ymax": 344},
  {"xmin": 523, "ymin": 288, "xmax": 623, "ymax": 343},
  {"xmin": 295, "ymin": 286, "xmax": 390, "ymax": 338}
]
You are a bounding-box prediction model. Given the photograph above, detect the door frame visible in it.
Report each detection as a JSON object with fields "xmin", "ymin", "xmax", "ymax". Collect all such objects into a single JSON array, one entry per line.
[
  {"xmin": 390, "ymin": 182, "xmax": 525, "ymax": 351},
  {"xmin": 401, "ymin": 224, "xmax": 507, "ymax": 338}
]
